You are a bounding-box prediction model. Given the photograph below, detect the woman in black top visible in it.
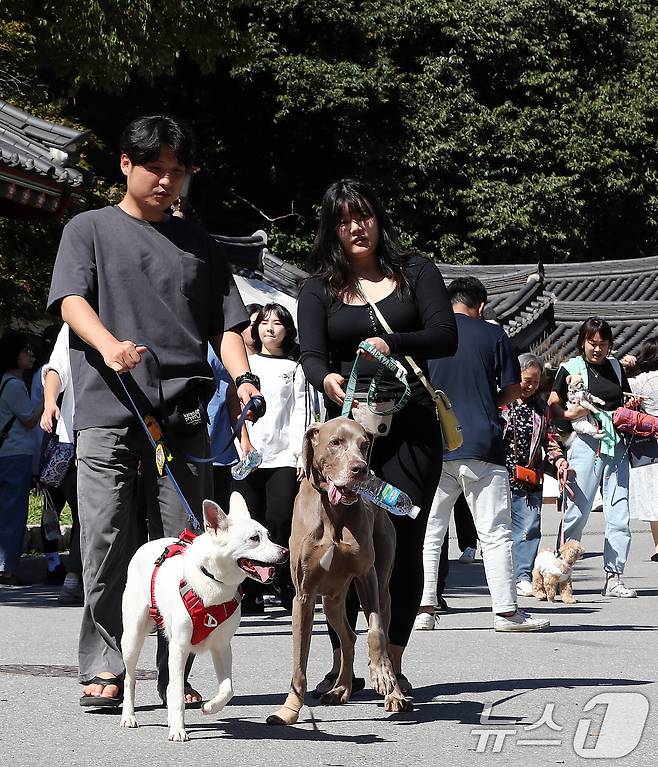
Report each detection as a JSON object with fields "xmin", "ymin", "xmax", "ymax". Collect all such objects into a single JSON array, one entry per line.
[{"xmin": 298, "ymin": 178, "xmax": 458, "ymax": 693}]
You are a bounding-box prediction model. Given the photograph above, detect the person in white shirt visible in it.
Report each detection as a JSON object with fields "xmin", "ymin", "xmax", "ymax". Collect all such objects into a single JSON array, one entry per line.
[
  {"xmin": 40, "ymin": 324, "xmax": 83, "ymax": 604},
  {"xmin": 232, "ymin": 303, "xmax": 313, "ymax": 612}
]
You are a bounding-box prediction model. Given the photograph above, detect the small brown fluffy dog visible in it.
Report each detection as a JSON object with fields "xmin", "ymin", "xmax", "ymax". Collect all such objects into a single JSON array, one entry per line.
[{"xmin": 532, "ymin": 540, "xmax": 584, "ymax": 604}]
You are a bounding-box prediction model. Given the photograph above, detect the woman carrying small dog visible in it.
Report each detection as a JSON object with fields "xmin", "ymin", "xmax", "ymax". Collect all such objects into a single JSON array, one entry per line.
[
  {"xmin": 548, "ymin": 317, "xmax": 637, "ymax": 597},
  {"xmin": 501, "ymin": 354, "xmax": 569, "ymax": 597},
  {"xmin": 297, "ymin": 178, "xmax": 458, "ymax": 693}
]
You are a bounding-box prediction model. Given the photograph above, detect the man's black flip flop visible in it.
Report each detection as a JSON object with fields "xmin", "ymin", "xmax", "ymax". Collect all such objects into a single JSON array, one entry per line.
[{"xmin": 80, "ymin": 675, "xmax": 124, "ymax": 707}]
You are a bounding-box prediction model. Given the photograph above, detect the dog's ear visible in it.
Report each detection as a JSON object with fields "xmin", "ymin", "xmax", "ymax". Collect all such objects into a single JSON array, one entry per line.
[
  {"xmin": 228, "ymin": 491, "xmax": 252, "ymax": 521},
  {"xmin": 202, "ymin": 499, "xmax": 229, "ymax": 535},
  {"xmin": 302, "ymin": 423, "xmax": 321, "ymax": 480}
]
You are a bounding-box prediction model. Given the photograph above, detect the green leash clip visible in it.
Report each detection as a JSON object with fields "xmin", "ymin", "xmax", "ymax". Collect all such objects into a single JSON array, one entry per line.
[{"xmin": 341, "ymin": 341, "xmax": 411, "ymax": 418}]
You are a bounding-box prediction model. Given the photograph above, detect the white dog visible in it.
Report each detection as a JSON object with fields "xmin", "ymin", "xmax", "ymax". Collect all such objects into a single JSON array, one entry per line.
[
  {"xmin": 566, "ymin": 373, "xmax": 605, "ymax": 438},
  {"xmin": 120, "ymin": 493, "xmax": 288, "ymax": 742}
]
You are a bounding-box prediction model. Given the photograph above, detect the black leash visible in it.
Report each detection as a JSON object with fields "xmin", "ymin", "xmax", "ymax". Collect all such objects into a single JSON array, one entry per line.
[{"xmin": 114, "ymin": 346, "xmax": 265, "ymax": 530}]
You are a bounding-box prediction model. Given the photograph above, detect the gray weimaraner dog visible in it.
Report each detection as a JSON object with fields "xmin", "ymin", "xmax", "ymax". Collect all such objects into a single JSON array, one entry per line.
[{"xmin": 267, "ymin": 416, "xmax": 411, "ymax": 725}]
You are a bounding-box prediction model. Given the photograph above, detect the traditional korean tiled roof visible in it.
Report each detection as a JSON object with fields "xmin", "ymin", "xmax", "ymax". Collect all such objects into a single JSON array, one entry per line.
[
  {"xmin": 437, "ymin": 256, "xmax": 658, "ymax": 363},
  {"xmin": 0, "ymin": 100, "xmax": 92, "ymax": 188},
  {"xmin": 212, "ymin": 230, "xmax": 306, "ymax": 298},
  {"xmin": 217, "ymin": 235, "xmax": 657, "ymax": 363}
]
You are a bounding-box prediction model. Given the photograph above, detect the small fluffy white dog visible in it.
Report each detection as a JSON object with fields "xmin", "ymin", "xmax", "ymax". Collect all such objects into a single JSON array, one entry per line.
[
  {"xmin": 566, "ymin": 373, "xmax": 605, "ymax": 438},
  {"xmin": 120, "ymin": 494, "xmax": 288, "ymax": 742},
  {"xmin": 532, "ymin": 540, "xmax": 584, "ymax": 604}
]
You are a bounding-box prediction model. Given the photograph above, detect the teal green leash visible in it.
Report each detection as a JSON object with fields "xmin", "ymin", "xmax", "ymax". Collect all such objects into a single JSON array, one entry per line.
[{"xmin": 341, "ymin": 341, "xmax": 411, "ymax": 417}]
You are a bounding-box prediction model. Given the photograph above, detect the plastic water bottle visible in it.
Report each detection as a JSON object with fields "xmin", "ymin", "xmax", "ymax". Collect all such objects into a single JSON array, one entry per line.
[
  {"xmin": 230, "ymin": 450, "xmax": 263, "ymax": 480},
  {"xmin": 354, "ymin": 472, "xmax": 420, "ymax": 519}
]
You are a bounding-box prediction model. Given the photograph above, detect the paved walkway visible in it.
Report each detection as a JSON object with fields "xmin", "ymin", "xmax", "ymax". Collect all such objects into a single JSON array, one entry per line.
[{"xmin": 1, "ymin": 509, "xmax": 656, "ymax": 766}]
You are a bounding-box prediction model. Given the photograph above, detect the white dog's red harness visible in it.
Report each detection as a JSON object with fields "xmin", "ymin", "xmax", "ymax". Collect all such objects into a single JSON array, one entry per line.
[{"xmin": 149, "ymin": 530, "xmax": 242, "ymax": 645}]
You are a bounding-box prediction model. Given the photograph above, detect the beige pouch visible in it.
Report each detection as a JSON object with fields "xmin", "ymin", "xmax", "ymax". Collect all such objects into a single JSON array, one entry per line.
[{"xmin": 351, "ymin": 395, "xmax": 395, "ymax": 437}]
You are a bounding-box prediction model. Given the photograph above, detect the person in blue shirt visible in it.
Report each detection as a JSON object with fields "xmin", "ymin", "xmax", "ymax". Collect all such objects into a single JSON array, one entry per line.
[
  {"xmin": 416, "ymin": 277, "xmax": 550, "ymax": 633},
  {"xmin": 0, "ymin": 332, "xmax": 43, "ymax": 585},
  {"xmin": 206, "ymin": 346, "xmax": 239, "ymax": 510}
]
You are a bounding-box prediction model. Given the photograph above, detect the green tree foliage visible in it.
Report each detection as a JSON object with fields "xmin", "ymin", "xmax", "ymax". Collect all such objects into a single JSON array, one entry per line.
[
  {"xmin": 3, "ymin": 0, "xmax": 658, "ymax": 325},
  {"xmin": 235, "ymin": 0, "xmax": 658, "ymax": 264}
]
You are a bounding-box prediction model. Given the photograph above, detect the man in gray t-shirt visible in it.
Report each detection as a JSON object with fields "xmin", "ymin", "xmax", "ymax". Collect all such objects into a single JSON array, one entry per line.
[{"xmin": 47, "ymin": 115, "xmax": 261, "ymax": 708}]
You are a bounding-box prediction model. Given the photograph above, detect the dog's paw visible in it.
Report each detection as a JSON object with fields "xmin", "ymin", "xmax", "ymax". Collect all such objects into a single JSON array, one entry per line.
[
  {"xmin": 120, "ymin": 715, "xmax": 138, "ymax": 729},
  {"xmin": 320, "ymin": 685, "xmax": 350, "ymax": 706},
  {"xmin": 562, "ymin": 595, "xmax": 577, "ymax": 604},
  {"xmin": 369, "ymin": 665, "xmax": 396, "ymax": 697},
  {"xmin": 266, "ymin": 707, "xmax": 299, "ymax": 726},
  {"xmin": 202, "ymin": 698, "xmax": 227, "ymax": 716},
  {"xmin": 534, "ymin": 592, "xmax": 547, "ymax": 601},
  {"xmin": 168, "ymin": 728, "xmax": 189, "ymax": 742},
  {"xmin": 384, "ymin": 692, "xmax": 413, "ymax": 713}
]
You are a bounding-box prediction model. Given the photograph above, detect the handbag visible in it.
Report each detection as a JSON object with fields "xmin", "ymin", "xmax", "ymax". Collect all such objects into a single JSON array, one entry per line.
[
  {"xmin": 359, "ymin": 287, "xmax": 463, "ymax": 451},
  {"xmin": 39, "ymin": 433, "xmax": 74, "ymax": 488},
  {"xmin": 510, "ymin": 402, "xmax": 542, "ymax": 487}
]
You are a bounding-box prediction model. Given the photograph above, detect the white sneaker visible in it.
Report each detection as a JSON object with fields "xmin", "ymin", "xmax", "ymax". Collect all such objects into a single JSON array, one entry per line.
[
  {"xmin": 516, "ymin": 580, "xmax": 534, "ymax": 598},
  {"xmin": 458, "ymin": 546, "xmax": 477, "ymax": 564},
  {"xmin": 494, "ymin": 608, "xmax": 550, "ymax": 632},
  {"xmin": 602, "ymin": 578, "xmax": 637, "ymax": 598},
  {"xmin": 414, "ymin": 611, "xmax": 438, "ymax": 631}
]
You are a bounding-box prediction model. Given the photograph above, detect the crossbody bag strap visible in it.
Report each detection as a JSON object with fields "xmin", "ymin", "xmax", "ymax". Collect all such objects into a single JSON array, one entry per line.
[
  {"xmin": 358, "ymin": 285, "xmax": 438, "ymax": 402},
  {"xmin": 510, "ymin": 402, "xmax": 519, "ymax": 463},
  {"xmin": 0, "ymin": 377, "xmax": 19, "ymax": 439}
]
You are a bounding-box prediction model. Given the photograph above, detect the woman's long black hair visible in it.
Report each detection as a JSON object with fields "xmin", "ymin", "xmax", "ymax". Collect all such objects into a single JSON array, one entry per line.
[{"xmin": 309, "ymin": 178, "xmax": 413, "ymax": 299}]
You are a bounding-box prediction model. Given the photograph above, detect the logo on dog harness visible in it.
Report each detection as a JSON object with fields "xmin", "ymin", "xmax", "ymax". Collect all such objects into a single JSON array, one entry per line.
[{"xmin": 149, "ymin": 530, "xmax": 242, "ymax": 645}]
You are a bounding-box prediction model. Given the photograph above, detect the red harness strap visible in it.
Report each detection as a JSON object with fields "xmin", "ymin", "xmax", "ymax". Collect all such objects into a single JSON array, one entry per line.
[{"xmin": 149, "ymin": 530, "xmax": 242, "ymax": 645}]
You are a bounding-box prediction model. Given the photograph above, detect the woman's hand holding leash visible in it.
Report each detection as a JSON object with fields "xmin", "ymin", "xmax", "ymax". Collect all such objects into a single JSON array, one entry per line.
[
  {"xmin": 360, "ymin": 337, "xmax": 391, "ymax": 361},
  {"xmin": 556, "ymin": 458, "xmax": 575, "ymax": 499}
]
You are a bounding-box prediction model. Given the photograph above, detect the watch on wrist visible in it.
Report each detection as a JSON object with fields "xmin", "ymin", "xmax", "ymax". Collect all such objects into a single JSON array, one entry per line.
[{"xmin": 235, "ymin": 372, "xmax": 261, "ymax": 391}]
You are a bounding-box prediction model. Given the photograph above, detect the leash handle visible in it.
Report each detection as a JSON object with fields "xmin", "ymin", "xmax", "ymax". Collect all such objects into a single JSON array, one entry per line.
[
  {"xmin": 341, "ymin": 341, "xmax": 411, "ymax": 418},
  {"xmin": 185, "ymin": 395, "xmax": 267, "ymax": 464},
  {"xmin": 114, "ymin": 365, "xmax": 201, "ymax": 531}
]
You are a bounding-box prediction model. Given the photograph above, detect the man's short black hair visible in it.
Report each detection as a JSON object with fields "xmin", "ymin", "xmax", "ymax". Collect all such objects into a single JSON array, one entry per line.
[
  {"xmin": 447, "ymin": 276, "xmax": 488, "ymax": 308},
  {"xmin": 120, "ymin": 115, "xmax": 196, "ymax": 167}
]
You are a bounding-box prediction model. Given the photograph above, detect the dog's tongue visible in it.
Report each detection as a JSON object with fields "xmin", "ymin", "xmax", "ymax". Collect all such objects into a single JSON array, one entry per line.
[
  {"xmin": 327, "ymin": 481, "xmax": 358, "ymax": 506},
  {"xmin": 253, "ymin": 563, "xmax": 274, "ymax": 583},
  {"xmin": 327, "ymin": 481, "xmax": 345, "ymax": 506}
]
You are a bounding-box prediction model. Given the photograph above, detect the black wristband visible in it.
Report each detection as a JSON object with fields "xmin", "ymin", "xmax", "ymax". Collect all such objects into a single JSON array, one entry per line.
[{"xmin": 235, "ymin": 372, "xmax": 261, "ymax": 391}]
